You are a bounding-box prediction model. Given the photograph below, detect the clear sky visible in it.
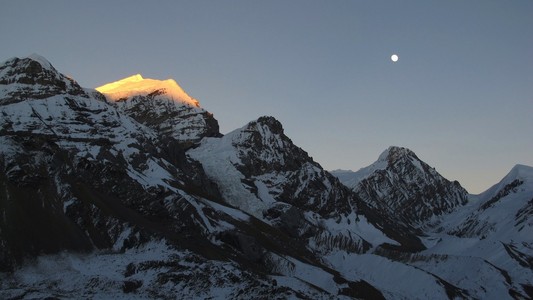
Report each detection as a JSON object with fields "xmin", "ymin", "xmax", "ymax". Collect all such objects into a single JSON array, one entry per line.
[{"xmin": 1, "ymin": 0, "xmax": 532, "ymax": 193}]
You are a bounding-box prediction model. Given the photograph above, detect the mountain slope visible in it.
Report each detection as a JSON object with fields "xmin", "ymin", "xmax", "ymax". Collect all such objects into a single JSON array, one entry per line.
[
  {"xmin": 0, "ymin": 55, "xmax": 393, "ymax": 299},
  {"xmin": 1, "ymin": 54, "xmax": 531, "ymax": 299},
  {"xmin": 0, "ymin": 55, "xmax": 229, "ymax": 271},
  {"xmin": 449, "ymin": 164, "xmax": 533, "ymax": 240},
  {"xmin": 96, "ymin": 74, "xmax": 219, "ymax": 144},
  {"xmin": 187, "ymin": 117, "xmax": 475, "ymax": 298},
  {"xmin": 188, "ymin": 117, "xmax": 426, "ymax": 251},
  {"xmin": 333, "ymin": 152, "xmax": 533, "ymax": 298},
  {"xmin": 413, "ymin": 164, "xmax": 533, "ymax": 298},
  {"xmin": 332, "ymin": 146, "xmax": 468, "ymax": 230}
]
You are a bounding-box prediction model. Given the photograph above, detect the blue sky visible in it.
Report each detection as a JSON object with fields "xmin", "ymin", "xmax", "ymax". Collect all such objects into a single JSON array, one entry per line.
[{"xmin": 1, "ymin": 0, "xmax": 532, "ymax": 193}]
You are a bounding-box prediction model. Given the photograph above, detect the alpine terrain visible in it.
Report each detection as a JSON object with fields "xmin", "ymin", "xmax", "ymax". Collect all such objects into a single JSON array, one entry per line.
[{"xmin": 0, "ymin": 55, "xmax": 532, "ymax": 299}]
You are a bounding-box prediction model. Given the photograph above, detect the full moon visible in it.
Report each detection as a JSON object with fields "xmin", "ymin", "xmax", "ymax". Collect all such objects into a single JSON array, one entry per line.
[{"xmin": 391, "ymin": 54, "xmax": 399, "ymax": 62}]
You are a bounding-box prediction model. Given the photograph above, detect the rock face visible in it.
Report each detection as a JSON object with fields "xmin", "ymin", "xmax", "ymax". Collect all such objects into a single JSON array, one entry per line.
[
  {"xmin": 190, "ymin": 116, "xmax": 355, "ymax": 217},
  {"xmin": 0, "ymin": 54, "xmax": 86, "ymax": 104},
  {"xmin": 0, "ymin": 55, "xmax": 394, "ymax": 298},
  {"xmin": 0, "ymin": 56, "xmax": 224, "ymax": 273},
  {"xmin": 333, "ymin": 146, "xmax": 468, "ymax": 230},
  {"xmin": 188, "ymin": 117, "xmax": 427, "ymax": 255},
  {"xmin": 1, "ymin": 55, "xmax": 532, "ymax": 299},
  {"xmin": 96, "ymin": 74, "xmax": 220, "ymax": 144}
]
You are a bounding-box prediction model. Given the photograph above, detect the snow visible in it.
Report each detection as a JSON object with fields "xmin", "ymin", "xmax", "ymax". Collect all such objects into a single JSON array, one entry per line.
[
  {"xmin": 352, "ymin": 214, "xmax": 399, "ymax": 246},
  {"xmin": 1, "ymin": 242, "xmax": 334, "ymax": 299},
  {"xmin": 475, "ymin": 164, "xmax": 533, "ymax": 201},
  {"xmin": 324, "ymin": 251, "xmax": 450, "ymax": 300},
  {"xmin": 283, "ymin": 257, "xmax": 339, "ymax": 294},
  {"xmin": 187, "ymin": 133, "xmax": 268, "ymax": 218},
  {"xmin": 408, "ymin": 255, "xmax": 512, "ymax": 300},
  {"xmin": 331, "ymin": 150, "xmax": 389, "ymax": 188},
  {"xmin": 27, "ymin": 53, "xmax": 54, "ymax": 70},
  {"xmin": 413, "ymin": 163, "xmax": 533, "ymax": 297},
  {"xmin": 306, "ymin": 211, "xmax": 399, "ymax": 248},
  {"xmin": 96, "ymin": 74, "xmax": 199, "ymax": 107},
  {"xmin": 93, "ymin": 73, "xmax": 212, "ymax": 143},
  {"xmin": 200, "ymin": 199, "xmax": 250, "ymax": 222},
  {"xmin": 0, "ymin": 240, "xmax": 174, "ymax": 298},
  {"xmin": 270, "ymin": 275, "xmax": 334, "ymax": 299},
  {"xmin": 3, "ymin": 54, "xmax": 533, "ymax": 300},
  {"xmin": 410, "ymin": 157, "xmax": 424, "ymax": 173},
  {"xmin": 266, "ymin": 253, "xmax": 341, "ymax": 295},
  {"xmin": 126, "ymin": 158, "xmax": 174, "ymax": 190}
]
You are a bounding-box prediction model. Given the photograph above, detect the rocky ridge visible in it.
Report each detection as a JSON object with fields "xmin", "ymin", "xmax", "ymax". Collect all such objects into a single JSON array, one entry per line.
[
  {"xmin": 96, "ymin": 73, "xmax": 220, "ymax": 144},
  {"xmin": 332, "ymin": 146, "xmax": 469, "ymax": 231},
  {"xmin": 0, "ymin": 55, "xmax": 532, "ymax": 299}
]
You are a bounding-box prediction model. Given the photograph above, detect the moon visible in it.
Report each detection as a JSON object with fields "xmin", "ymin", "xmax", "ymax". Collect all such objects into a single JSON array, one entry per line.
[{"xmin": 391, "ymin": 54, "xmax": 399, "ymax": 62}]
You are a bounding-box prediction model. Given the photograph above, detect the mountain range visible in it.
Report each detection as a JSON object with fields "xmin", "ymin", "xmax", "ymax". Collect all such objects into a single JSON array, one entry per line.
[{"xmin": 0, "ymin": 55, "xmax": 531, "ymax": 299}]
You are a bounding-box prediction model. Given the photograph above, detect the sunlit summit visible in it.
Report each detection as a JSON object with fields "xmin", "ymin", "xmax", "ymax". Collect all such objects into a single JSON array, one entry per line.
[{"xmin": 96, "ymin": 74, "xmax": 199, "ymax": 107}]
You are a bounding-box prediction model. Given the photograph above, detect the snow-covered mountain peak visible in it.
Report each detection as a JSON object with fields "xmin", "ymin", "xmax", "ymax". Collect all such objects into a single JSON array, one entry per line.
[
  {"xmin": 94, "ymin": 73, "xmax": 219, "ymax": 143},
  {"xmin": 331, "ymin": 146, "xmax": 420, "ymax": 188},
  {"xmin": 0, "ymin": 55, "xmax": 86, "ymax": 104},
  {"xmin": 222, "ymin": 116, "xmax": 283, "ymax": 137},
  {"xmin": 219, "ymin": 116, "xmax": 308, "ymax": 172},
  {"xmin": 0, "ymin": 54, "xmax": 57, "ymax": 78},
  {"xmin": 253, "ymin": 115, "xmax": 284, "ymax": 132},
  {"xmin": 507, "ymin": 164, "xmax": 533, "ymax": 181},
  {"xmin": 333, "ymin": 145, "xmax": 468, "ymax": 228},
  {"xmin": 96, "ymin": 74, "xmax": 199, "ymax": 107},
  {"xmin": 378, "ymin": 146, "xmax": 419, "ymax": 165},
  {"xmin": 476, "ymin": 164, "xmax": 533, "ymax": 202},
  {"xmin": 26, "ymin": 53, "xmax": 54, "ymax": 70}
]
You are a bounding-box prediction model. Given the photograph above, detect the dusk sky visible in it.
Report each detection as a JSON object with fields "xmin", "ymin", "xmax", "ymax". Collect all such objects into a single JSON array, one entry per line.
[{"xmin": 1, "ymin": 0, "xmax": 532, "ymax": 193}]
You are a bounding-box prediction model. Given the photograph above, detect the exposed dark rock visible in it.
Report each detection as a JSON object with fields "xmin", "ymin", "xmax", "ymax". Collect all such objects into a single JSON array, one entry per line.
[
  {"xmin": 339, "ymin": 146, "xmax": 469, "ymax": 230},
  {"xmin": 122, "ymin": 280, "xmax": 143, "ymax": 293},
  {"xmin": 220, "ymin": 231, "xmax": 266, "ymax": 263}
]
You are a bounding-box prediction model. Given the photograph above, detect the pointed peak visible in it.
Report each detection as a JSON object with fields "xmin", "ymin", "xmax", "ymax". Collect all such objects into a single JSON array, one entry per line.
[
  {"xmin": 256, "ymin": 116, "xmax": 282, "ymax": 127},
  {"xmin": 95, "ymin": 74, "xmax": 144, "ymax": 93},
  {"xmin": 247, "ymin": 116, "xmax": 284, "ymax": 134},
  {"xmin": 0, "ymin": 54, "xmax": 85, "ymax": 101},
  {"xmin": 0, "ymin": 54, "xmax": 58, "ymax": 75},
  {"xmin": 506, "ymin": 164, "xmax": 533, "ymax": 182},
  {"xmin": 26, "ymin": 53, "xmax": 54, "ymax": 70},
  {"xmin": 378, "ymin": 146, "xmax": 417, "ymax": 162},
  {"xmin": 477, "ymin": 164, "xmax": 533, "ymax": 200}
]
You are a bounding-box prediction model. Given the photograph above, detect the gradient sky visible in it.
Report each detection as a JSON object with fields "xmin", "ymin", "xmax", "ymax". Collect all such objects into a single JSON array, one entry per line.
[{"xmin": 1, "ymin": 0, "xmax": 532, "ymax": 193}]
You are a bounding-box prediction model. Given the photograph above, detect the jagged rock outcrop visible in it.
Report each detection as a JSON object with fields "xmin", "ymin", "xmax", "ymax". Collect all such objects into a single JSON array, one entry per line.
[
  {"xmin": 188, "ymin": 117, "xmax": 426, "ymax": 255},
  {"xmin": 96, "ymin": 74, "xmax": 220, "ymax": 144},
  {"xmin": 2, "ymin": 55, "xmax": 532, "ymax": 299},
  {"xmin": 333, "ymin": 146, "xmax": 468, "ymax": 230},
  {"xmin": 0, "ymin": 55, "xmax": 396, "ymax": 299},
  {"xmin": 0, "ymin": 54, "xmax": 86, "ymax": 104},
  {"xmin": 0, "ymin": 55, "xmax": 226, "ymax": 273}
]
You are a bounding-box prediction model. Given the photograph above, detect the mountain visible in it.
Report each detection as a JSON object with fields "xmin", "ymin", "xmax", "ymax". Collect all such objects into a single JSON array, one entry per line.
[
  {"xmin": 96, "ymin": 73, "xmax": 220, "ymax": 145},
  {"xmin": 0, "ymin": 54, "xmax": 228, "ymax": 273},
  {"xmin": 0, "ymin": 55, "xmax": 392, "ymax": 299},
  {"xmin": 415, "ymin": 164, "xmax": 533, "ymax": 299},
  {"xmin": 332, "ymin": 146, "xmax": 468, "ymax": 231},
  {"xmin": 447, "ymin": 164, "xmax": 533, "ymax": 240},
  {"xmin": 1, "ymin": 55, "xmax": 532, "ymax": 299},
  {"xmin": 188, "ymin": 117, "xmax": 425, "ymax": 253},
  {"xmin": 333, "ymin": 148, "xmax": 533, "ymax": 299}
]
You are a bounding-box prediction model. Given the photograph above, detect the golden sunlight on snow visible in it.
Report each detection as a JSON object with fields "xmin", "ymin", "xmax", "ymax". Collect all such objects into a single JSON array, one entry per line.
[{"xmin": 96, "ymin": 74, "xmax": 199, "ymax": 107}]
